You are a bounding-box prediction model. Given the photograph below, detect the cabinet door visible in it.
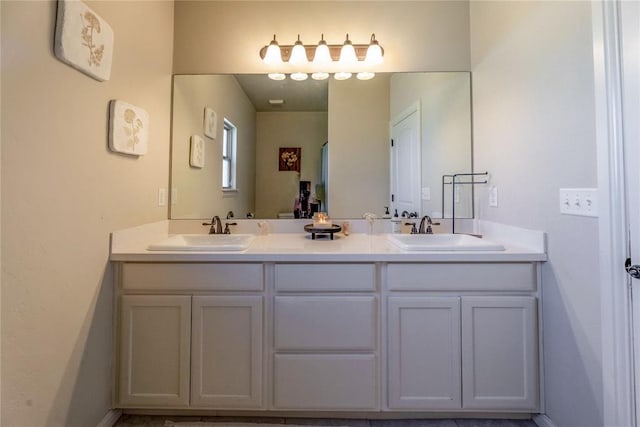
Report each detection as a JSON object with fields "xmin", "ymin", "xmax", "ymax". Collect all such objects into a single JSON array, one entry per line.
[
  {"xmin": 118, "ymin": 295, "xmax": 191, "ymax": 407},
  {"xmin": 461, "ymin": 296, "xmax": 538, "ymax": 410},
  {"xmin": 191, "ymin": 296, "xmax": 263, "ymax": 408},
  {"xmin": 387, "ymin": 297, "xmax": 461, "ymax": 409}
]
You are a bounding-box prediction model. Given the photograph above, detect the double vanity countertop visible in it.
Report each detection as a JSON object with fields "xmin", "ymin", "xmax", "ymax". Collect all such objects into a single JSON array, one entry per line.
[{"xmin": 110, "ymin": 220, "xmax": 547, "ymax": 263}]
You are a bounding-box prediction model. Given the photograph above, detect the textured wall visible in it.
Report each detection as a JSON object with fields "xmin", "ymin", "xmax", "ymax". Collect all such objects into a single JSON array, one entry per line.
[
  {"xmin": 1, "ymin": 1, "xmax": 174, "ymax": 425},
  {"xmin": 470, "ymin": 2, "xmax": 602, "ymax": 426}
]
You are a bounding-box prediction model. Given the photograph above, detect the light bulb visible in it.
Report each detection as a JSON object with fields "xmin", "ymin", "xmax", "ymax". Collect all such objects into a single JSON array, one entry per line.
[
  {"xmin": 268, "ymin": 73, "xmax": 286, "ymax": 81},
  {"xmin": 311, "ymin": 72, "xmax": 329, "ymax": 80},
  {"xmin": 313, "ymin": 34, "xmax": 332, "ymax": 66},
  {"xmin": 338, "ymin": 34, "xmax": 358, "ymax": 66},
  {"xmin": 357, "ymin": 72, "xmax": 375, "ymax": 80},
  {"xmin": 364, "ymin": 34, "xmax": 384, "ymax": 65},
  {"xmin": 334, "ymin": 72, "xmax": 352, "ymax": 81},
  {"xmin": 263, "ymin": 35, "xmax": 282, "ymax": 65},
  {"xmin": 289, "ymin": 35, "xmax": 308, "ymax": 65},
  {"xmin": 290, "ymin": 72, "xmax": 309, "ymax": 81}
]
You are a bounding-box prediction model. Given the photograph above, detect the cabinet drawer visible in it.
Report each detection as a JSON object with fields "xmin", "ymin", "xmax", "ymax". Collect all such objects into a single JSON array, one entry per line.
[
  {"xmin": 121, "ymin": 263, "xmax": 263, "ymax": 291},
  {"xmin": 275, "ymin": 263, "xmax": 376, "ymax": 292},
  {"xmin": 273, "ymin": 354, "xmax": 378, "ymax": 410},
  {"xmin": 387, "ymin": 263, "xmax": 536, "ymax": 292},
  {"xmin": 274, "ymin": 296, "xmax": 377, "ymax": 351}
]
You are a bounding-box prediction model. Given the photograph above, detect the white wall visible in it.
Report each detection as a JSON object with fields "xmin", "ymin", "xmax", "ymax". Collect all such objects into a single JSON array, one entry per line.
[
  {"xmin": 390, "ymin": 73, "xmax": 472, "ymax": 218},
  {"xmin": 173, "ymin": 1, "xmax": 470, "ymax": 74},
  {"xmin": 255, "ymin": 112, "xmax": 327, "ymax": 219},
  {"xmin": 171, "ymin": 75, "xmax": 256, "ymax": 219},
  {"xmin": 470, "ymin": 2, "xmax": 602, "ymax": 426},
  {"xmin": 328, "ymin": 76, "xmax": 390, "ymax": 218},
  {"xmin": 1, "ymin": 1, "xmax": 174, "ymax": 426}
]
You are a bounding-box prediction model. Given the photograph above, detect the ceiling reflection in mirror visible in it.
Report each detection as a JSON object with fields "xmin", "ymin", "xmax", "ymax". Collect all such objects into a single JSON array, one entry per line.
[{"xmin": 170, "ymin": 72, "xmax": 472, "ymax": 220}]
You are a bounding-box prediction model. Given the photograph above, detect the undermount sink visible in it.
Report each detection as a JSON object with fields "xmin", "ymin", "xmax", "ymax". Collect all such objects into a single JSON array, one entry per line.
[
  {"xmin": 387, "ymin": 233, "xmax": 505, "ymax": 251},
  {"xmin": 147, "ymin": 234, "xmax": 254, "ymax": 251}
]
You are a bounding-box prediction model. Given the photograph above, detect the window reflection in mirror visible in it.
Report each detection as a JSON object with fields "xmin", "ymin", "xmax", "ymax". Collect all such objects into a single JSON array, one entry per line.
[{"xmin": 169, "ymin": 72, "xmax": 472, "ymax": 220}]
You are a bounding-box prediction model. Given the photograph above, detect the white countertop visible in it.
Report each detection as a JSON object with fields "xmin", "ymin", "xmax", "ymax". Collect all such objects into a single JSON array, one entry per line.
[{"xmin": 110, "ymin": 220, "xmax": 547, "ymax": 263}]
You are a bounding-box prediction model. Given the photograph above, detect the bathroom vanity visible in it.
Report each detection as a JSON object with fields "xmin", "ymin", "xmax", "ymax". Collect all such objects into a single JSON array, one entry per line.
[{"xmin": 110, "ymin": 221, "xmax": 546, "ymax": 416}]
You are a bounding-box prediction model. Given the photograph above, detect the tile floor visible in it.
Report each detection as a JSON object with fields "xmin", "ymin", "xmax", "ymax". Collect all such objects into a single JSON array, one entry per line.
[{"xmin": 114, "ymin": 415, "xmax": 538, "ymax": 427}]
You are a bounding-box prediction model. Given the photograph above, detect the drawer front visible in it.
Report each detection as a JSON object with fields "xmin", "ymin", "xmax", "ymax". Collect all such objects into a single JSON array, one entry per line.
[
  {"xmin": 274, "ymin": 296, "xmax": 377, "ymax": 351},
  {"xmin": 387, "ymin": 263, "xmax": 536, "ymax": 292},
  {"xmin": 273, "ymin": 354, "xmax": 378, "ymax": 410},
  {"xmin": 275, "ymin": 263, "xmax": 376, "ymax": 292},
  {"xmin": 121, "ymin": 263, "xmax": 263, "ymax": 291}
]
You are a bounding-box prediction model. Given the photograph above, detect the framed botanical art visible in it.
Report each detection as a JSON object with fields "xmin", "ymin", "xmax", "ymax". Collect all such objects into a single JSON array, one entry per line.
[
  {"xmin": 108, "ymin": 100, "xmax": 149, "ymax": 156},
  {"xmin": 203, "ymin": 107, "xmax": 217, "ymax": 140},
  {"xmin": 279, "ymin": 147, "xmax": 301, "ymax": 172},
  {"xmin": 190, "ymin": 135, "xmax": 205, "ymax": 168},
  {"xmin": 54, "ymin": 0, "xmax": 114, "ymax": 81}
]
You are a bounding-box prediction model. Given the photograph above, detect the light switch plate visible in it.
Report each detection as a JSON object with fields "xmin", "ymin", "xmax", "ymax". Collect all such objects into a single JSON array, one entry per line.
[
  {"xmin": 559, "ymin": 188, "xmax": 598, "ymax": 217},
  {"xmin": 489, "ymin": 186, "xmax": 498, "ymax": 207},
  {"xmin": 421, "ymin": 187, "xmax": 431, "ymax": 201},
  {"xmin": 158, "ymin": 188, "xmax": 167, "ymax": 207}
]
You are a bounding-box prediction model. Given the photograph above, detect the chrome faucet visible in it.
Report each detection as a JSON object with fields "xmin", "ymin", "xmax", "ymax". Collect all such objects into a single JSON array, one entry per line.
[
  {"xmin": 418, "ymin": 215, "xmax": 438, "ymax": 234},
  {"xmin": 202, "ymin": 215, "xmax": 223, "ymax": 234}
]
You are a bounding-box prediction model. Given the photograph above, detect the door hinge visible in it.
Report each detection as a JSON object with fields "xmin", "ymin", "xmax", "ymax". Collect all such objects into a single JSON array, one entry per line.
[
  {"xmin": 391, "ymin": 194, "xmax": 395, "ymax": 202},
  {"xmin": 391, "ymin": 139, "xmax": 394, "ymax": 147}
]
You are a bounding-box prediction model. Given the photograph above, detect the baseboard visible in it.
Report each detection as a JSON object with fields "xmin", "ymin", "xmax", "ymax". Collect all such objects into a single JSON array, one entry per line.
[
  {"xmin": 533, "ymin": 414, "xmax": 557, "ymax": 427},
  {"xmin": 97, "ymin": 409, "xmax": 122, "ymax": 427}
]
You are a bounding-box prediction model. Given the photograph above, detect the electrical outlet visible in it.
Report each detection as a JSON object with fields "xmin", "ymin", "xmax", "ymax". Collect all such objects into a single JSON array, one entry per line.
[
  {"xmin": 158, "ymin": 188, "xmax": 167, "ymax": 207},
  {"xmin": 489, "ymin": 186, "xmax": 498, "ymax": 207},
  {"xmin": 559, "ymin": 188, "xmax": 598, "ymax": 217}
]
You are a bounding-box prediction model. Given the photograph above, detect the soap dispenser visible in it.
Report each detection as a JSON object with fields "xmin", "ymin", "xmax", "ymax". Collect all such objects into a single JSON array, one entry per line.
[{"xmin": 390, "ymin": 208, "xmax": 401, "ymax": 233}]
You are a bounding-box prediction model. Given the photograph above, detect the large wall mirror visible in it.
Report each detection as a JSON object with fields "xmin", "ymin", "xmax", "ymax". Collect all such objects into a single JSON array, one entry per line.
[{"xmin": 170, "ymin": 72, "xmax": 473, "ymax": 220}]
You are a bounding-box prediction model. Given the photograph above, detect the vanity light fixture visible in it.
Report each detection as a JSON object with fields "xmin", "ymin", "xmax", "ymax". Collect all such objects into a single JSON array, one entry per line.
[
  {"xmin": 260, "ymin": 33, "xmax": 384, "ymax": 81},
  {"xmin": 263, "ymin": 35, "xmax": 283, "ymax": 65},
  {"xmin": 356, "ymin": 72, "xmax": 375, "ymax": 80},
  {"xmin": 338, "ymin": 34, "xmax": 358, "ymax": 66},
  {"xmin": 311, "ymin": 72, "xmax": 330, "ymax": 81},
  {"xmin": 289, "ymin": 35, "xmax": 308, "ymax": 66},
  {"xmin": 313, "ymin": 34, "xmax": 332, "ymax": 66},
  {"xmin": 334, "ymin": 72, "xmax": 352, "ymax": 81},
  {"xmin": 290, "ymin": 72, "xmax": 309, "ymax": 81}
]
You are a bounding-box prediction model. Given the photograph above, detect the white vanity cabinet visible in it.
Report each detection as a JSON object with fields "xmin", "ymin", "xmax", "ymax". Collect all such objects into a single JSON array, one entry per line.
[
  {"xmin": 115, "ymin": 263, "xmax": 265, "ymax": 409},
  {"xmin": 385, "ymin": 263, "xmax": 539, "ymax": 412},
  {"xmin": 272, "ymin": 263, "xmax": 379, "ymax": 410},
  {"xmin": 387, "ymin": 297, "xmax": 462, "ymax": 409},
  {"xmin": 113, "ymin": 257, "xmax": 541, "ymax": 414},
  {"xmin": 461, "ymin": 296, "xmax": 538, "ymax": 410},
  {"xmin": 191, "ymin": 295, "xmax": 263, "ymax": 408},
  {"xmin": 118, "ymin": 295, "xmax": 192, "ymax": 407}
]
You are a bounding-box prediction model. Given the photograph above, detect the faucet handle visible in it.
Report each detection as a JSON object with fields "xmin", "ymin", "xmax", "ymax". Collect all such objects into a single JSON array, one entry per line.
[
  {"xmin": 223, "ymin": 222, "xmax": 238, "ymax": 234},
  {"xmin": 405, "ymin": 222, "xmax": 418, "ymax": 234}
]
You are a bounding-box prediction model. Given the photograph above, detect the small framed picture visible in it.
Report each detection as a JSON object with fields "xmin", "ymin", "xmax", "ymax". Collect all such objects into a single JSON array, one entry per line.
[
  {"xmin": 203, "ymin": 107, "xmax": 217, "ymax": 140},
  {"xmin": 54, "ymin": 0, "xmax": 114, "ymax": 81},
  {"xmin": 108, "ymin": 100, "xmax": 149, "ymax": 156},
  {"xmin": 279, "ymin": 147, "xmax": 301, "ymax": 172},
  {"xmin": 190, "ymin": 135, "xmax": 205, "ymax": 168}
]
